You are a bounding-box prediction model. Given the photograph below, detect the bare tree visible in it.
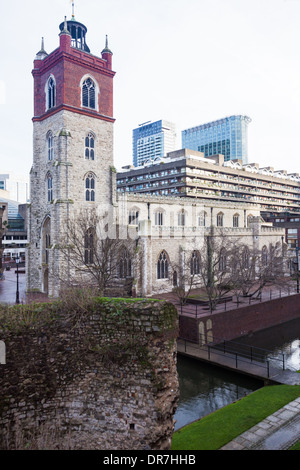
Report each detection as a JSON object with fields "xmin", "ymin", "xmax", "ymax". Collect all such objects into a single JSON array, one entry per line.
[
  {"xmin": 173, "ymin": 231, "xmax": 290, "ymax": 311},
  {"xmin": 59, "ymin": 208, "xmax": 135, "ymax": 296},
  {"xmin": 172, "ymin": 231, "xmax": 235, "ymax": 311},
  {"xmin": 229, "ymin": 243, "xmax": 257, "ymax": 302},
  {"xmin": 249, "ymin": 242, "xmax": 289, "ymax": 298},
  {"xmin": 170, "ymin": 246, "xmax": 202, "ymax": 305},
  {"xmin": 224, "ymin": 241, "xmax": 289, "ymax": 301},
  {"xmin": 198, "ymin": 230, "xmax": 235, "ymax": 311}
]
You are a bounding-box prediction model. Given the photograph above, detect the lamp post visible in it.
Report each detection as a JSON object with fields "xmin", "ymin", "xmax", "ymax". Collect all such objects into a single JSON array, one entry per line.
[{"xmin": 16, "ymin": 254, "xmax": 20, "ymax": 304}]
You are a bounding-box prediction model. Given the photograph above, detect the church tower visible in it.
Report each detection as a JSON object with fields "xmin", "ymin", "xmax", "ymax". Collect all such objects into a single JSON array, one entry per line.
[{"xmin": 26, "ymin": 10, "xmax": 116, "ymax": 298}]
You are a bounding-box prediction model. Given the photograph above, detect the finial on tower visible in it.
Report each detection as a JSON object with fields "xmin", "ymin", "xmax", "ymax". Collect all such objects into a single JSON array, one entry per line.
[
  {"xmin": 71, "ymin": 2, "xmax": 75, "ymax": 20},
  {"xmin": 60, "ymin": 16, "xmax": 71, "ymax": 36},
  {"xmin": 101, "ymin": 35, "xmax": 112, "ymax": 55},
  {"xmin": 35, "ymin": 36, "xmax": 48, "ymax": 60}
]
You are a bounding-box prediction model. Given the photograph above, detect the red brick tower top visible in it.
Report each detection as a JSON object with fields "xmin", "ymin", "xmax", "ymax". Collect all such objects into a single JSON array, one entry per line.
[{"xmin": 32, "ymin": 14, "xmax": 115, "ymax": 123}]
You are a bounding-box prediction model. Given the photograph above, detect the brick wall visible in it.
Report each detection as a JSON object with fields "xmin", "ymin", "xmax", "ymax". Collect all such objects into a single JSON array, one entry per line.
[{"xmin": 179, "ymin": 294, "xmax": 300, "ymax": 344}]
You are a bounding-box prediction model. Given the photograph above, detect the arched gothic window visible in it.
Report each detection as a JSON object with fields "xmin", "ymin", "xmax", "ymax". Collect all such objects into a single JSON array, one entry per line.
[
  {"xmin": 45, "ymin": 233, "xmax": 51, "ymax": 264},
  {"xmin": 85, "ymin": 173, "xmax": 95, "ymax": 201},
  {"xmin": 190, "ymin": 250, "xmax": 201, "ymax": 275},
  {"xmin": 47, "ymin": 77, "xmax": 56, "ymax": 110},
  {"xmin": 128, "ymin": 210, "xmax": 139, "ymax": 225},
  {"xmin": 47, "ymin": 175, "xmax": 53, "ymax": 202},
  {"xmin": 82, "ymin": 78, "xmax": 95, "ymax": 109},
  {"xmin": 155, "ymin": 211, "xmax": 164, "ymax": 226},
  {"xmin": 242, "ymin": 247, "xmax": 250, "ymax": 269},
  {"xmin": 119, "ymin": 248, "xmax": 132, "ymax": 278},
  {"xmin": 84, "ymin": 228, "xmax": 95, "ymax": 265},
  {"xmin": 219, "ymin": 249, "xmax": 227, "ymax": 272},
  {"xmin": 217, "ymin": 212, "xmax": 224, "ymax": 227},
  {"xmin": 48, "ymin": 132, "xmax": 54, "ymax": 161},
  {"xmin": 85, "ymin": 132, "xmax": 95, "ymax": 160},
  {"xmin": 247, "ymin": 215, "xmax": 254, "ymax": 227},
  {"xmin": 262, "ymin": 246, "xmax": 268, "ymax": 266},
  {"xmin": 233, "ymin": 213, "xmax": 239, "ymax": 228},
  {"xmin": 42, "ymin": 217, "xmax": 51, "ymax": 265},
  {"xmin": 178, "ymin": 210, "xmax": 186, "ymax": 226},
  {"xmin": 157, "ymin": 251, "xmax": 169, "ymax": 279},
  {"xmin": 198, "ymin": 211, "xmax": 206, "ymax": 227}
]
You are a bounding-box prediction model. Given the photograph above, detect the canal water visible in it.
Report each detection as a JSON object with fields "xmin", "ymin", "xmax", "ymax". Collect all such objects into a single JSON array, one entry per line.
[{"xmin": 174, "ymin": 317, "xmax": 300, "ymax": 431}]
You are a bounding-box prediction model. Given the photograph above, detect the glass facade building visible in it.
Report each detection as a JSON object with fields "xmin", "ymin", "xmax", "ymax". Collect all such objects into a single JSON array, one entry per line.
[
  {"xmin": 133, "ymin": 120, "xmax": 176, "ymax": 167},
  {"xmin": 182, "ymin": 115, "xmax": 251, "ymax": 165}
]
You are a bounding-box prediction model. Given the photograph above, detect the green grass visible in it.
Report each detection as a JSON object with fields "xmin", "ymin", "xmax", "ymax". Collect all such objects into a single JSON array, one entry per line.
[
  {"xmin": 171, "ymin": 385, "xmax": 300, "ymax": 450},
  {"xmin": 289, "ymin": 441, "xmax": 300, "ymax": 450}
]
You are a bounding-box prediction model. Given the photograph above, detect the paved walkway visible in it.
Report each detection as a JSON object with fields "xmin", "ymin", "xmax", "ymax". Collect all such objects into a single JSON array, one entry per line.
[
  {"xmin": 177, "ymin": 339, "xmax": 300, "ymax": 385},
  {"xmin": 0, "ymin": 267, "xmax": 26, "ymax": 304},
  {"xmin": 221, "ymin": 397, "xmax": 300, "ymax": 450}
]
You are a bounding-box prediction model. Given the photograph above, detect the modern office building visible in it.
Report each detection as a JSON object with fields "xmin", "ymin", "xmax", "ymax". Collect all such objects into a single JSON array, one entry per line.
[
  {"xmin": 132, "ymin": 120, "xmax": 176, "ymax": 167},
  {"xmin": 182, "ymin": 115, "xmax": 251, "ymax": 165}
]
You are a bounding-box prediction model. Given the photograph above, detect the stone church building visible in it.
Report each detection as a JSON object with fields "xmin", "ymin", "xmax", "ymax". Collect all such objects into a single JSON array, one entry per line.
[{"xmin": 26, "ymin": 14, "xmax": 285, "ymax": 299}]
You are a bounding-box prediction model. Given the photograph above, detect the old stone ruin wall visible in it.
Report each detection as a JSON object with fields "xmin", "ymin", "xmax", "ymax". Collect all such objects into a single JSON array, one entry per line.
[{"xmin": 0, "ymin": 296, "xmax": 179, "ymax": 450}]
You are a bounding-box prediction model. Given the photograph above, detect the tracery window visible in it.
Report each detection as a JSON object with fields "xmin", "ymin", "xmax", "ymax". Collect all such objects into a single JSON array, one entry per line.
[
  {"xmin": 47, "ymin": 175, "xmax": 53, "ymax": 202},
  {"xmin": 47, "ymin": 77, "xmax": 56, "ymax": 109},
  {"xmin": 242, "ymin": 247, "xmax": 250, "ymax": 269},
  {"xmin": 247, "ymin": 215, "xmax": 254, "ymax": 227},
  {"xmin": 128, "ymin": 210, "xmax": 139, "ymax": 225},
  {"xmin": 119, "ymin": 248, "xmax": 132, "ymax": 278},
  {"xmin": 85, "ymin": 173, "xmax": 95, "ymax": 201},
  {"xmin": 198, "ymin": 211, "xmax": 206, "ymax": 227},
  {"xmin": 190, "ymin": 250, "xmax": 201, "ymax": 275},
  {"xmin": 233, "ymin": 213, "xmax": 239, "ymax": 228},
  {"xmin": 48, "ymin": 132, "xmax": 54, "ymax": 161},
  {"xmin": 45, "ymin": 233, "xmax": 51, "ymax": 264},
  {"xmin": 262, "ymin": 246, "xmax": 268, "ymax": 266},
  {"xmin": 85, "ymin": 132, "xmax": 95, "ymax": 160},
  {"xmin": 84, "ymin": 228, "xmax": 94, "ymax": 265},
  {"xmin": 82, "ymin": 78, "xmax": 95, "ymax": 109},
  {"xmin": 217, "ymin": 212, "xmax": 224, "ymax": 227},
  {"xmin": 178, "ymin": 210, "xmax": 186, "ymax": 226},
  {"xmin": 219, "ymin": 249, "xmax": 227, "ymax": 272},
  {"xmin": 155, "ymin": 211, "xmax": 164, "ymax": 226},
  {"xmin": 157, "ymin": 250, "xmax": 169, "ymax": 279},
  {"xmin": 42, "ymin": 217, "xmax": 51, "ymax": 265}
]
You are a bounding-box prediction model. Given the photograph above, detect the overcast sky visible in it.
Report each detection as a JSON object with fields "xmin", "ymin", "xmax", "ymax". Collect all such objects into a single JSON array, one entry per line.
[{"xmin": 1, "ymin": 0, "xmax": 300, "ymax": 180}]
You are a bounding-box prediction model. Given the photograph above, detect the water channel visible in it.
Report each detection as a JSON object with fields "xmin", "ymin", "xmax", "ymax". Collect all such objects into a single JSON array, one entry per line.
[{"xmin": 174, "ymin": 316, "xmax": 300, "ymax": 431}]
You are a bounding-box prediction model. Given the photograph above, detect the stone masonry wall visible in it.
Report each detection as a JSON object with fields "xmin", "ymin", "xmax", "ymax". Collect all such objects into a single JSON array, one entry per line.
[{"xmin": 0, "ymin": 297, "xmax": 179, "ymax": 450}]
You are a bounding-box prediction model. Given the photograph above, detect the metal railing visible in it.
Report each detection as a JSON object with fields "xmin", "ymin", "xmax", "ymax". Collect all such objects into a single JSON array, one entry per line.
[
  {"xmin": 178, "ymin": 286, "xmax": 299, "ymax": 317},
  {"xmin": 178, "ymin": 335, "xmax": 287, "ymax": 378}
]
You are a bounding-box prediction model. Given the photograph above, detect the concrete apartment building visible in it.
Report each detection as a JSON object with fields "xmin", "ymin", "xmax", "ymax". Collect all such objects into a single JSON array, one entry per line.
[
  {"xmin": 117, "ymin": 149, "xmax": 300, "ymax": 251},
  {"xmin": 117, "ymin": 149, "xmax": 300, "ymax": 214}
]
